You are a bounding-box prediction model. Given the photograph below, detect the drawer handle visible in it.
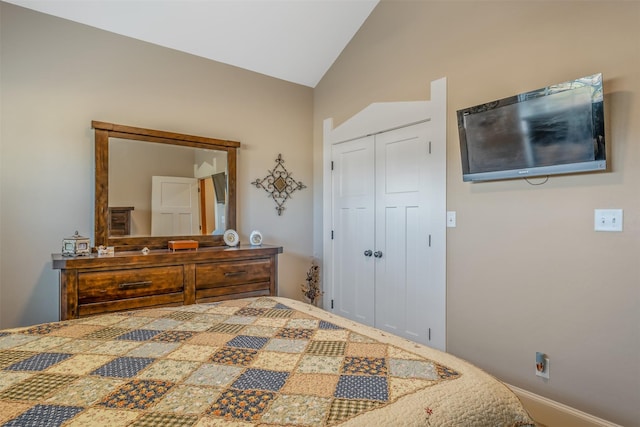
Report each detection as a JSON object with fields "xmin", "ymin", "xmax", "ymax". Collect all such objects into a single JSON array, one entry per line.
[
  {"xmin": 119, "ymin": 281, "xmax": 152, "ymax": 289},
  {"xmin": 224, "ymin": 271, "xmax": 247, "ymax": 277}
]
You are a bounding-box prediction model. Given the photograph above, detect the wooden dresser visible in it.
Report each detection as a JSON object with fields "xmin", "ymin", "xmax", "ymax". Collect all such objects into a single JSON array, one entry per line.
[{"xmin": 52, "ymin": 245, "xmax": 283, "ymax": 320}]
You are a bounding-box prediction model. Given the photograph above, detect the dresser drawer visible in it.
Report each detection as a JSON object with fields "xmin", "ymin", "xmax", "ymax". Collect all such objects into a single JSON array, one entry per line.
[
  {"xmin": 78, "ymin": 266, "xmax": 184, "ymax": 304},
  {"xmin": 195, "ymin": 259, "xmax": 271, "ymax": 289}
]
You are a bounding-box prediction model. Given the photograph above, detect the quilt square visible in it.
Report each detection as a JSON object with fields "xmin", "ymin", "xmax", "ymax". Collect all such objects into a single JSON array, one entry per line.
[
  {"xmin": 261, "ymin": 394, "xmax": 332, "ymax": 425},
  {"xmin": 0, "ymin": 334, "xmax": 39, "ymax": 350},
  {"xmin": 206, "ymin": 323, "xmax": 245, "ymax": 334},
  {"xmin": 130, "ymin": 413, "xmax": 198, "ymax": 427},
  {"xmin": 251, "ymin": 351, "xmax": 300, "ymax": 372},
  {"xmin": 388, "ymin": 358, "xmax": 439, "ymax": 380},
  {"xmin": 206, "ymin": 389, "xmax": 275, "ymax": 422},
  {"xmin": 152, "ymin": 385, "xmax": 221, "ymax": 414},
  {"xmin": 334, "ymin": 375, "xmax": 389, "ymax": 401},
  {"xmin": 164, "ymin": 311, "xmax": 198, "ymax": 321},
  {"xmin": 151, "ymin": 331, "xmax": 195, "ymax": 343},
  {"xmin": 187, "ymin": 332, "xmax": 233, "ymax": 347},
  {"xmin": 82, "ymin": 327, "xmax": 130, "ymax": 340},
  {"xmin": 263, "ymin": 338, "xmax": 307, "ymax": 354},
  {"xmin": 341, "ymin": 356, "xmax": 388, "ymax": 376},
  {"xmin": 184, "ymin": 364, "xmax": 242, "ymax": 387},
  {"xmin": 305, "ymin": 340, "xmax": 346, "ymax": 356},
  {"xmin": 115, "ymin": 329, "xmax": 162, "ymax": 341},
  {"xmin": 2, "ymin": 404, "xmax": 84, "ymax": 427},
  {"xmin": 46, "ymin": 354, "xmax": 114, "ymax": 376},
  {"xmin": 46, "ymin": 376, "xmax": 124, "ymax": 406},
  {"xmin": 296, "ymin": 355, "xmax": 342, "ymax": 374},
  {"xmin": 0, "ymin": 350, "xmax": 35, "ymax": 369},
  {"xmin": 62, "ymin": 408, "xmax": 139, "ymax": 426},
  {"xmin": 143, "ymin": 318, "xmax": 183, "ymax": 331},
  {"xmin": 126, "ymin": 342, "xmax": 179, "ymax": 358},
  {"xmin": 326, "ymin": 399, "xmax": 382, "ymax": 424},
  {"xmin": 345, "ymin": 342, "xmax": 388, "ymax": 358},
  {"xmin": 137, "ymin": 359, "xmax": 200, "ymax": 382},
  {"xmin": 210, "ymin": 347, "xmax": 258, "ymax": 366},
  {"xmin": 0, "ymin": 401, "xmax": 31, "ymax": 424},
  {"xmin": 0, "ymin": 373, "xmax": 76, "ymax": 400},
  {"xmin": 261, "ymin": 309, "xmax": 292, "ymax": 319},
  {"xmin": 319, "ymin": 320, "xmax": 343, "ymax": 330},
  {"xmin": 166, "ymin": 344, "xmax": 217, "ymax": 362},
  {"xmin": 91, "ymin": 356, "xmax": 155, "ymax": 378},
  {"xmin": 280, "ymin": 373, "xmax": 338, "ymax": 397},
  {"xmin": 240, "ymin": 325, "xmax": 278, "ymax": 338},
  {"xmin": 225, "ymin": 335, "xmax": 268, "ymax": 350},
  {"xmin": 21, "ymin": 323, "xmax": 67, "ymax": 335},
  {"xmin": 99, "ymin": 379, "xmax": 174, "ymax": 410},
  {"xmin": 231, "ymin": 369, "xmax": 289, "ymax": 392},
  {"xmin": 275, "ymin": 328, "xmax": 313, "ymax": 340},
  {"xmin": 87, "ymin": 341, "xmax": 141, "ymax": 356},
  {"xmin": 4, "ymin": 352, "xmax": 72, "ymax": 372},
  {"xmin": 234, "ymin": 307, "xmax": 267, "ymax": 317}
]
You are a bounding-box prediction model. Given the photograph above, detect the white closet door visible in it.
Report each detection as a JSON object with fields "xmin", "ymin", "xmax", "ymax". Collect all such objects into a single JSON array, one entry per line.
[
  {"xmin": 374, "ymin": 122, "xmax": 432, "ymax": 344},
  {"xmin": 331, "ymin": 136, "xmax": 376, "ymax": 326}
]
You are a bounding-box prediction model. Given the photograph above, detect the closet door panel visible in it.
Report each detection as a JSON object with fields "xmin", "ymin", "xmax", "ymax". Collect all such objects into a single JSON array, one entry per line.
[
  {"xmin": 331, "ymin": 137, "xmax": 375, "ymax": 325},
  {"xmin": 374, "ymin": 122, "xmax": 431, "ymax": 344}
]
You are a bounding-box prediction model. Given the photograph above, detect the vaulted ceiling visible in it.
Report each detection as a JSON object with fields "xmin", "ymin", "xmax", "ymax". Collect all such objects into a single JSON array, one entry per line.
[{"xmin": 4, "ymin": 0, "xmax": 379, "ymax": 88}]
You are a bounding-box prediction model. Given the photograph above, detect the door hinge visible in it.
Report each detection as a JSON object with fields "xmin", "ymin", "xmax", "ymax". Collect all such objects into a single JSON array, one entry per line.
[
  {"xmin": 428, "ymin": 141, "xmax": 432, "ymax": 154},
  {"xmin": 331, "ymin": 299, "xmax": 334, "ymax": 309},
  {"xmin": 331, "ymin": 161, "xmax": 334, "ymax": 171},
  {"xmin": 331, "ymin": 230, "xmax": 334, "ymax": 240},
  {"xmin": 428, "ymin": 234, "xmax": 432, "ymax": 247},
  {"xmin": 428, "ymin": 328, "xmax": 431, "ymax": 341}
]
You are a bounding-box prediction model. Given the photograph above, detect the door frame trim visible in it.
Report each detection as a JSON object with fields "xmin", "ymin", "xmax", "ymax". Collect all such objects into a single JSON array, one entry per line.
[{"xmin": 322, "ymin": 77, "xmax": 447, "ymax": 348}]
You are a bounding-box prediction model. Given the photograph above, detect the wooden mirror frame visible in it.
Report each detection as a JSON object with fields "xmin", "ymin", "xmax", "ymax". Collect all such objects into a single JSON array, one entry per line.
[{"xmin": 93, "ymin": 121, "xmax": 240, "ymax": 251}]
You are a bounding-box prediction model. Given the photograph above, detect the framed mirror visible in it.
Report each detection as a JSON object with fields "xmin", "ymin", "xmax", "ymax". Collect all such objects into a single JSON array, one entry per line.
[{"xmin": 93, "ymin": 121, "xmax": 240, "ymax": 251}]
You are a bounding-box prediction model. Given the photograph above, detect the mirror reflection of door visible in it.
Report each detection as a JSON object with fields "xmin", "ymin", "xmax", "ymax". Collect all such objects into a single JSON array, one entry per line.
[
  {"xmin": 108, "ymin": 138, "xmax": 227, "ymax": 237},
  {"xmin": 151, "ymin": 176, "xmax": 200, "ymax": 236}
]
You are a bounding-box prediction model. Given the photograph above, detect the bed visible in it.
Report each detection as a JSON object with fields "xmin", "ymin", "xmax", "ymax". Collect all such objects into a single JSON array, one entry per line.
[{"xmin": 0, "ymin": 297, "xmax": 535, "ymax": 426}]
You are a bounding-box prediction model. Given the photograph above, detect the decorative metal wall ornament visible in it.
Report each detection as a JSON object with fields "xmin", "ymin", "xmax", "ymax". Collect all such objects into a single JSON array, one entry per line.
[{"xmin": 251, "ymin": 154, "xmax": 306, "ymax": 216}]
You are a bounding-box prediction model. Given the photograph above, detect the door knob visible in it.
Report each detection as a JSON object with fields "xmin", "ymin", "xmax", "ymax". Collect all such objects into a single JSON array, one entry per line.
[
  {"xmin": 374, "ymin": 251, "xmax": 383, "ymax": 258},
  {"xmin": 364, "ymin": 250, "xmax": 373, "ymax": 257}
]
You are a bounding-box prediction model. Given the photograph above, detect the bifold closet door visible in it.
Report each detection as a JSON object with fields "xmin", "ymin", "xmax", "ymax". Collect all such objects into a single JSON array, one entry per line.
[
  {"xmin": 331, "ymin": 122, "xmax": 437, "ymax": 346},
  {"xmin": 373, "ymin": 122, "xmax": 431, "ymax": 344},
  {"xmin": 331, "ymin": 136, "xmax": 376, "ymax": 326}
]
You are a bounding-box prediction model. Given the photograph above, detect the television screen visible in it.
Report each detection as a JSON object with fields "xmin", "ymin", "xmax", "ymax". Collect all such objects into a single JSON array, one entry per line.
[
  {"xmin": 212, "ymin": 172, "xmax": 226, "ymax": 203},
  {"xmin": 457, "ymin": 73, "xmax": 606, "ymax": 182}
]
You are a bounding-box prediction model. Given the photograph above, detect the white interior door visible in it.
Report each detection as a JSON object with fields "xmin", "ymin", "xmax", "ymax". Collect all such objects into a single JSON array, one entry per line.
[
  {"xmin": 374, "ymin": 122, "xmax": 433, "ymax": 344},
  {"xmin": 331, "ymin": 136, "xmax": 376, "ymax": 325},
  {"xmin": 151, "ymin": 176, "xmax": 200, "ymax": 236}
]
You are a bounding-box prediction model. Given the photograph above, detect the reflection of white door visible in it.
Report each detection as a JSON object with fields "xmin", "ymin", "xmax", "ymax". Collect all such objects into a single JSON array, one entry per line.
[{"xmin": 151, "ymin": 176, "xmax": 200, "ymax": 236}]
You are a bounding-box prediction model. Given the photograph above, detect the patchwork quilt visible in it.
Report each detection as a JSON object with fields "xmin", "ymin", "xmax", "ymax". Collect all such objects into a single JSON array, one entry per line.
[{"xmin": 0, "ymin": 297, "xmax": 535, "ymax": 426}]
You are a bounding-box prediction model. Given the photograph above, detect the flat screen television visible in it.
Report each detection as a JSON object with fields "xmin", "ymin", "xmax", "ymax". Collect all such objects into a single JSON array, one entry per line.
[
  {"xmin": 457, "ymin": 73, "xmax": 606, "ymax": 182},
  {"xmin": 212, "ymin": 172, "xmax": 226, "ymax": 203}
]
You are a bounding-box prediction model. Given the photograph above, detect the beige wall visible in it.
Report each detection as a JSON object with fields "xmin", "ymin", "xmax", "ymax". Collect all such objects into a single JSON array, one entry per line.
[
  {"xmin": 313, "ymin": 1, "xmax": 639, "ymax": 425},
  {"xmin": 0, "ymin": 3, "xmax": 314, "ymax": 326}
]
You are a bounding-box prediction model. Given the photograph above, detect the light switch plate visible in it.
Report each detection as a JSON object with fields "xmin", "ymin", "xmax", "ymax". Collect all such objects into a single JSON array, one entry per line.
[{"xmin": 594, "ymin": 209, "xmax": 623, "ymax": 232}]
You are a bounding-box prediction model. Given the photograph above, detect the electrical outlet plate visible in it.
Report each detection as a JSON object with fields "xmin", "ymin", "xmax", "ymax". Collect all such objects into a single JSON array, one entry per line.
[
  {"xmin": 446, "ymin": 211, "xmax": 456, "ymax": 228},
  {"xmin": 535, "ymin": 356, "xmax": 550, "ymax": 379}
]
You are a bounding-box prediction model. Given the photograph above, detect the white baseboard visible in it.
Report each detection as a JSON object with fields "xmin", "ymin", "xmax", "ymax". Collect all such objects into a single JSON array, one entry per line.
[{"xmin": 507, "ymin": 384, "xmax": 622, "ymax": 427}]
